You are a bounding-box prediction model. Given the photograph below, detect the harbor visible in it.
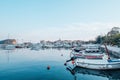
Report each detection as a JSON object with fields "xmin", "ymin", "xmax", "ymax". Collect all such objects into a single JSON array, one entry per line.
[
  {"xmin": 1, "ymin": 0, "xmax": 120, "ymax": 80},
  {"xmin": 0, "ymin": 48, "xmax": 120, "ymax": 80},
  {"xmin": 0, "ymin": 38, "xmax": 120, "ymax": 80}
]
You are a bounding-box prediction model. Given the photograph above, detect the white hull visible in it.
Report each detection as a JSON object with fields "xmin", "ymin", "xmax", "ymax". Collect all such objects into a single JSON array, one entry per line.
[
  {"xmin": 5, "ymin": 45, "xmax": 15, "ymax": 50},
  {"xmin": 75, "ymin": 59, "xmax": 120, "ymax": 70}
]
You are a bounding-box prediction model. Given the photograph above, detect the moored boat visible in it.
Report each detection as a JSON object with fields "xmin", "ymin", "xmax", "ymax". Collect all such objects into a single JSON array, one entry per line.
[
  {"xmin": 70, "ymin": 44, "xmax": 103, "ymax": 59},
  {"xmin": 75, "ymin": 58, "xmax": 120, "ymax": 70},
  {"xmin": 4, "ymin": 44, "xmax": 15, "ymax": 50},
  {"xmin": 70, "ymin": 44, "xmax": 120, "ymax": 70}
]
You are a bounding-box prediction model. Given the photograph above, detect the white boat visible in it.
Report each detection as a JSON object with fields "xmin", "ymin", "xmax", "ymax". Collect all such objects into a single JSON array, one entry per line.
[
  {"xmin": 75, "ymin": 57, "xmax": 120, "ymax": 70},
  {"xmin": 70, "ymin": 48, "xmax": 84, "ymax": 58},
  {"xmin": 71, "ymin": 44, "xmax": 120, "ymax": 70},
  {"xmin": 4, "ymin": 45, "xmax": 15, "ymax": 50},
  {"xmin": 70, "ymin": 44, "xmax": 103, "ymax": 59},
  {"xmin": 31, "ymin": 43, "xmax": 42, "ymax": 50}
]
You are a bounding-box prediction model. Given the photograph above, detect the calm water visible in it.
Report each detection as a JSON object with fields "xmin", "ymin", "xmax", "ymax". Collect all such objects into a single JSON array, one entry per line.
[{"xmin": 0, "ymin": 49, "xmax": 120, "ymax": 80}]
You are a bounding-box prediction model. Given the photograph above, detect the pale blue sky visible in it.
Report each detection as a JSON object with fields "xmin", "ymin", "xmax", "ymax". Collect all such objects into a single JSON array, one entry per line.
[{"xmin": 0, "ymin": 0, "xmax": 120, "ymax": 42}]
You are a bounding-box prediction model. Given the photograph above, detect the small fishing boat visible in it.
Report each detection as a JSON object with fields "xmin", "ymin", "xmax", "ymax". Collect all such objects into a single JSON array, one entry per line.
[
  {"xmin": 71, "ymin": 44, "xmax": 120, "ymax": 70},
  {"xmin": 4, "ymin": 45, "xmax": 15, "ymax": 50},
  {"xmin": 70, "ymin": 48, "xmax": 84, "ymax": 58},
  {"xmin": 75, "ymin": 57, "xmax": 120, "ymax": 70},
  {"xmin": 70, "ymin": 44, "xmax": 103, "ymax": 59},
  {"xmin": 31, "ymin": 43, "xmax": 41, "ymax": 50}
]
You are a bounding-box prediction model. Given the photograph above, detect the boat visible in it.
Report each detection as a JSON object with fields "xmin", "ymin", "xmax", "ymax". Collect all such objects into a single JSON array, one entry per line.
[
  {"xmin": 4, "ymin": 44, "xmax": 15, "ymax": 50},
  {"xmin": 70, "ymin": 44, "xmax": 120, "ymax": 70},
  {"xmin": 70, "ymin": 47, "xmax": 84, "ymax": 58},
  {"xmin": 31, "ymin": 43, "xmax": 42, "ymax": 50},
  {"xmin": 75, "ymin": 57, "xmax": 120, "ymax": 70},
  {"xmin": 70, "ymin": 44, "xmax": 104, "ymax": 59}
]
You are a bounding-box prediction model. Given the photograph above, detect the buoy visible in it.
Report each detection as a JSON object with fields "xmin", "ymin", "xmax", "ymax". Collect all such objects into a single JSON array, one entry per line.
[
  {"xmin": 72, "ymin": 60, "xmax": 75, "ymax": 64},
  {"xmin": 47, "ymin": 65, "xmax": 50, "ymax": 70}
]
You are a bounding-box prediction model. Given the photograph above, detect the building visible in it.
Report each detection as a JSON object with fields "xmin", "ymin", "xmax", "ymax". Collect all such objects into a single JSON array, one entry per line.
[{"xmin": 107, "ymin": 27, "xmax": 120, "ymax": 36}]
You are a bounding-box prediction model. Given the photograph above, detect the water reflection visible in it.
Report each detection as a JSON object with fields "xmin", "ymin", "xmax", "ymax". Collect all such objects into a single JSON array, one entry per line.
[
  {"xmin": 66, "ymin": 66, "xmax": 120, "ymax": 80},
  {"xmin": 5, "ymin": 50, "xmax": 14, "ymax": 63},
  {"xmin": 0, "ymin": 49, "xmax": 120, "ymax": 80}
]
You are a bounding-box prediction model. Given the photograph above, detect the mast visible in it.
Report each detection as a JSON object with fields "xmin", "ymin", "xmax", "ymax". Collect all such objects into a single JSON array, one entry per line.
[
  {"xmin": 7, "ymin": 33, "xmax": 10, "ymax": 44},
  {"xmin": 104, "ymin": 44, "xmax": 110, "ymax": 60}
]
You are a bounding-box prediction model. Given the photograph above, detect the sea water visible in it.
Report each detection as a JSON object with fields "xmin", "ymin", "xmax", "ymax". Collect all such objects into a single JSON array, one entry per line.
[{"xmin": 0, "ymin": 49, "xmax": 119, "ymax": 80}]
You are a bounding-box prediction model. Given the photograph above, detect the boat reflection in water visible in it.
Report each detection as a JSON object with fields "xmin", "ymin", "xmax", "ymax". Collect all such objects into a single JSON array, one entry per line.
[{"xmin": 66, "ymin": 66, "xmax": 120, "ymax": 80}]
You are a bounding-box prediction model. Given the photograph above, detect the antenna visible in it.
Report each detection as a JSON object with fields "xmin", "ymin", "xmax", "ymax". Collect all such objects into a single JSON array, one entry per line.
[{"xmin": 7, "ymin": 33, "xmax": 10, "ymax": 44}]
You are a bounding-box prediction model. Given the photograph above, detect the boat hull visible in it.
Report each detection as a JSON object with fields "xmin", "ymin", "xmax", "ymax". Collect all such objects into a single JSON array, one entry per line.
[{"xmin": 75, "ymin": 59, "xmax": 120, "ymax": 70}]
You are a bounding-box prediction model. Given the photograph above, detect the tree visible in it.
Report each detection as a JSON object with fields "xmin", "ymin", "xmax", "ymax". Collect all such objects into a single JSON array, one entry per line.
[{"xmin": 95, "ymin": 35, "xmax": 102, "ymax": 44}]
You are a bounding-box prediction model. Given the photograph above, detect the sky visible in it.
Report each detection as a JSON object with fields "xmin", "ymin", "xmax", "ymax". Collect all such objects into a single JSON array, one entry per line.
[{"xmin": 0, "ymin": 0, "xmax": 120, "ymax": 42}]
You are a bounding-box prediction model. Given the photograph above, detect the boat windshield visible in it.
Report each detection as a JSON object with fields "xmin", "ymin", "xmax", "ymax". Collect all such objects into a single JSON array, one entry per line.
[
  {"xmin": 85, "ymin": 50, "xmax": 102, "ymax": 54},
  {"xmin": 73, "ymin": 49, "xmax": 81, "ymax": 52},
  {"xmin": 87, "ymin": 46, "xmax": 99, "ymax": 49}
]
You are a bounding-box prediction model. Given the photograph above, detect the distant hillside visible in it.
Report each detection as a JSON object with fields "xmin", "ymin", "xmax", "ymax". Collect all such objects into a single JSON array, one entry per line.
[{"xmin": 0, "ymin": 39, "xmax": 17, "ymax": 44}]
